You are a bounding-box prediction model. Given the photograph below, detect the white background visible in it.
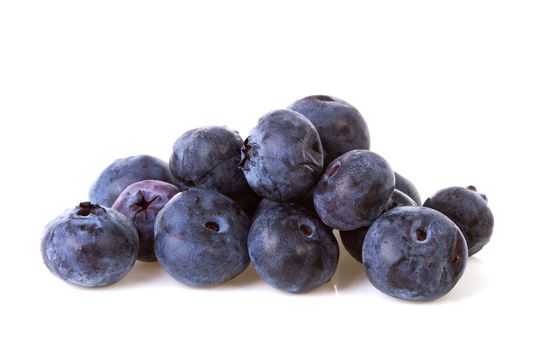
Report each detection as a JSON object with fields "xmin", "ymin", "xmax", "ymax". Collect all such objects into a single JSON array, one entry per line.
[{"xmin": 1, "ymin": 1, "xmax": 535, "ymax": 349}]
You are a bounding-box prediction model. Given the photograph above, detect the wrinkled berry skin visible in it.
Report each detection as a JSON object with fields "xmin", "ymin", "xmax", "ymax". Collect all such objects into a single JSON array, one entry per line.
[
  {"xmin": 394, "ymin": 172, "xmax": 422, "ymax": 205},
  {"xmin": 239, "ymin": 109, "xmax": 323, "ymax": 202},
  {"xmin": 363, "ymin": 207, "xmax": 468, "ymax": 301},
  {"xmin": 341, "ymin": 189, "xmax": 417, "ymax": 263},
  {"xmin": 41, "ymin": 202, "xmax": 139, "ymax": 287},
  {"xmin": 248, "ymin": 202, "xmax": 339, "ymax": 293},
  {"xmin": 154, "ymin": 189, "xmax": 250, "ymax": 287},
  {"xmin": 424, "ymin": 186, "xmax": 493, "ymax": 256},
  {"xmin": 112, "ymin": 180, "xmax": 180, "ymax": 262},
  {"xmin": 90, "ymin": 155, "xmax": 174, "ymax": 207},
  {"xmin": 288, "ymin": 95, "xmax": 370, "ymax": 164},
  {"xmin": 313, "ymin": 150, "xmax": 395, "ymax": 230},
  {"xmin": 169, "ymin": 126, "xmax": 249, "ymax": 197}
]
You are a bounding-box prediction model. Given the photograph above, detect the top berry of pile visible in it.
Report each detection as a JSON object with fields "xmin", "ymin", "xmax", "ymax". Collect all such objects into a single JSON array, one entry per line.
[{"xmin": 41, "ymin": 94, "xmax": 493, "ymax": 301}]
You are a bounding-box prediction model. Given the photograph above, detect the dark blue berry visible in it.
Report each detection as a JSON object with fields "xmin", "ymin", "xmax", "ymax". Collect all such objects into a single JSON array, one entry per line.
[
  {"xmin": 339, "ymin": 227, "xmax": 368, "ymax": 264},
  {"xmin": 424, "ymin": 186, "xmax": 493, "ymax": 256},
  {"xmin": 232, "ymin": 186, "xmax": 263, "ymax": 219},
  {"xmin": 41, "ymin": 202, "xmax": 139, "ymax": 287},
  {"xmin": 288, "ymin": 95, "xmax": 370, "ymax": 164},
  {"xmin": 394, "ymin": 172, "xmax": 422, "ymax": 205},
  {"xmin": 154, "ymin": 189, "xmax": 250, "ymax": 287},
  {"xmin": 169, "ymin": 126, "xmax": 249, "ymax": 197},
  {"xmin": 313, "ymin": 150, "xmax": 395, "ymax": 230},
  {"xmin": 90, "ymin": 155, "xmax": 174, "ymax": 207},
  {"xmin": 362, "ymin": 206, "xmax": 468, "ymax": 301},
  {"xmin": 386, "ymin": 188, "xmax": 418, "ymax": 210},
  {"xmin": 248, "ymin": 202, "xmax": 339, "ymax": 293},
  {"xmin": 239, "ymin": 109, "xmax": 323, "ymax": 202}
]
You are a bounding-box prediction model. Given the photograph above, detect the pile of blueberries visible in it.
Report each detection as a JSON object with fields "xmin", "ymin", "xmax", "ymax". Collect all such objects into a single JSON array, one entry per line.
[{"xmin": 41, "ymin": 95, "xmax": 494, "ymax": 301}]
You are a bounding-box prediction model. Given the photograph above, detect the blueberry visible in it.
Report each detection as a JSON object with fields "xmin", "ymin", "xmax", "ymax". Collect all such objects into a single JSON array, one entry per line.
[
  {"xmin": 154, "ymin": 189, "xmax": 250, "ymax": 287},
  {"xmin": 231, "ymin": 186, "xmax": 263, "ymax": 219},
  {"xmin": 288, "ymin": 95, "xmax": 370, "ymax": 164},
  {"xmin": 362, "ymin": 206, "xmax": 468, "ymax": 301},
  {"xmin": 341, "ymin": 189, "xmax": 417, "ymax": 263},
  {"xmin": 394, "ymin": 172, "xmax": 422, "ymax": 205},
  {"xmin": 239, "ymin": 109, "xmax": 323, "ymax": 202},
  {"xmin": 253, "ymin": 195, "xmax": 315, "ymax": 222},
  {"xmin": 313, "ymin": 150, "xmax": 395, "ymax": 230},
  {"xmin": 424, "ymin": 186, "xmax": 493, "ymax": 256},
  {"xmin": 248, "ymin": 202, "xmax": 339, "ymax": 293},
  {"xmin": 169, "ymin": 126, "xmax": 249, "ymax": 197},
  {"xmin": 90, "ymin": 155, "xmax": 174, "ymax": 207},
  {"xmin": 41, "ymin": 202, "xmax": 139, "ymax": 287},
  {"xmin": 339, "ymin": 227, "xmax": 368, "ymax": 264},
  {"xmin": 112, "ymin": 180, "xmax": 180, "ymax": 262},
  {"xmin": 252, "ymin": 198, "xmax": 280, "ymax": 220},
  {"xmin": 386, "ymin": 188, "xmax": 418, "ymax": 210}
]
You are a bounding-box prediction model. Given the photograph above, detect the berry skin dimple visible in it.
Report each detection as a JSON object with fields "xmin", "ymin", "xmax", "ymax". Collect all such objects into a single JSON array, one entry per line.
[
  {"xmin": 154, "ymin": 189, "xmax": 250, "ymax": 287},
  {"xmin": 248, "ymin": 202, "xmax": 339, "ymax": 293}
]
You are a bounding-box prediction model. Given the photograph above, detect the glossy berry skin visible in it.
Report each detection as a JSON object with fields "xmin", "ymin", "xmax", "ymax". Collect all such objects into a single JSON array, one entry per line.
[
  {"xmin": 424, "ymin": 186, "xmax": 493, "ymax": 256},
  {"xmin": 239, "ymin": 109, "xmax": 323, "ymax": 202},
  {"xmin": 386, "ymin": 188, "xmax": 418, "ymax": 210},
  {"xmin": 288, "ymin": 95, "xmax": 370, "ymax": 164},
  {"xmin": 394, "ymin": 172, "xmax": 422, "ymax": 205},
  {"xmin": 169, "ymin": 126, "xmax": 249, "ymax": 197},
  {"xmin": 90, "ymin": 155, "xmax": 174, "ymax": 207},
  {"xmin": 341, "ymin": 189, "xmax": 417, "ymax": 263},
  {"xmin": 248, "ymin": 202, "xmax": 339, "ymax": 293},
  {"xmin": 112, "ymin": 180, "xmax": 180, "ymax": 262},
  {"xmin": 41, "ymin": 202, "xmax": 139, "ymax": 287},
  {"xmin": 363, "ymin": 206, "xmax": 468, "ymax": 301},
  {"xmin": 313, "ymin": 150, "xmax": 395, "ymax": 230},
  {"xmin": 154, "ymin": 189, "xmax": 250, "ymax": 287}
]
